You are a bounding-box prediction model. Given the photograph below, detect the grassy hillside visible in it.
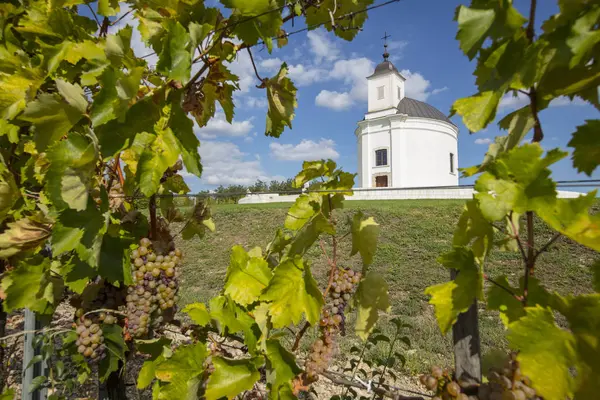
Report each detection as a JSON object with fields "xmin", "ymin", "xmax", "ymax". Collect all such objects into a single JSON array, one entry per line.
[{"xmin": 173, "ymin": 199, "xmax": 597, "ymax": 373}]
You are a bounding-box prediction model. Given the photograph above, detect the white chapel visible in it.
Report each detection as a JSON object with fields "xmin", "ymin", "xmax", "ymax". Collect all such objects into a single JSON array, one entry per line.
[{"xmin": 355, "ymin": 47, "xmax": 459, "ymax": 189}]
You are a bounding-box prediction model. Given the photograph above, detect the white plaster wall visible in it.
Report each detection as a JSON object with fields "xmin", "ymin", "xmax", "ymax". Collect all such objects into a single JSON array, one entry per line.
[{"xmin": 399, "ymin": 118, "xmax": 459, "ymax": 187}]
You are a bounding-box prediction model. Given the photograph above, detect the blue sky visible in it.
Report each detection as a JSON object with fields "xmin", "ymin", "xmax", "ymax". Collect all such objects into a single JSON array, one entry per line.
[{"xmin": 98, "ymin": 1, "xmax": 599, "ymax": 192}]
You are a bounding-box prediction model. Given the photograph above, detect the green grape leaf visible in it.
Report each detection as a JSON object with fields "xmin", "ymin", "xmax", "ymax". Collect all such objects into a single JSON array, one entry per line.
[
  {"xmin": 205, "ymin": 357, "xmax": 260, "ymax": 400},
  {"xmin": 154, "ymin": 342, "xmax": 207, "ymax": 382},
  {"xmin": 0, "ymin": 120, "xmax": 19, "ymax": 144},
  {"xmin": 350, "ymin": 211, "xmax": 380, "ymax": 266},
  {"xmin": 293, "ymin": 160, "xmax": 337, "ymax": 188},
  {"xmin": 0, "ymin": 215, "xmax": 51, "ymax": 258},
  {"xmin": 287, "ymin": 213, "xmax": 335, "ymax": 256},
  {"xmin": 96, "ymin": 98, "xmax": 161, "ymax": 159},
  {"xmin": 91, "ymin": 67, "xmax": 143, "ymax": 127},
  {"xmin": 137, "ymin": 127, "xmax": 180, "ymax": 197},
  {"xmin": 266, "ymin": 339, "xmax": 301, "ymax": 393},
  {"xmin": 536, "ymin": 191, "xmax": 600, "ymax": 251},
  {"xmin": 209, "ymin": 296, "xmax": 259, "ymax": 353},
  {"xmin": 507, "ymin": 306, "xmax": 575, "ymax": 400},
  {"xmin": 455, "ymin": 6, "xmax": 496, "ymax": 59},
  {"xmin": 99, "ymin": 324, "xmax": 126, "ymax": 382},
  {"xmin": 157, "ymin": 22, "xmax": 192, "ymax": 85},
  {"xmin": 0, "ymin": 389, "xmax": 14, "ymax": 400},
  {"xmin": 97, "ymin": 0, "xmax": 120, "ymax": 17},
  {"xmin": 182, "ymin": 302, "xmax": 210, "ymax": 326},
  {"xmin": 170, "ymin": 101, "xmax": 202, "ymax": 177},
  {"xmin": 284, "ymin": 193, "xmax": 322, "ymax": 231},
  {"xmin": 486, "ymin": 275, "xmax": 524, "ymax": 326},
  {"xmin": 58, "ymin": 257, "xmax": 94, "ymax": 294},
  {"xmin": 566, "ymin": 7, "xmax": 600, "ymax": 68},
  {"xmin": 557, "ymin": 294, "xmax": 600, "ymax": 399},
  {"xmin": 425, "ymin": 247, "xmax": 482, "ymax": 334},
  {"xmin": 98, "ymin": 234, "xmax": 134, "ymax": 284},
  {"xmin": 304, "ymin": 0, "xmax": 372, "ymax": 41},
  {"xmin": 52, "ymin": 205, "xmax": 107, "ymax": 267},
  {"xmin": 0, "ymin": 158, "xmax": 19, "ymax": 224},
  {"xmin": 260, "ymin": 257, "xmax": 323, "ymax": 328},
  {"xmin": 453, "ymin": 199, "xmax": 494, "ymax": 259},
  {"xmin": 0, "ymin": 69, "xmax": 44, "ymax": 120},
  {"xmin": 181, "ymin": 201, "xmax": 214, "ymax": 240},
  {"xmin": 1, "ymin": 257, "xmax": 60, "ymax": 314},
  {"xmin": 46, "ymin": 133, "xmax": 98, "ymax": 211},
  {"xmin": 354, "ymin": 271, "xmax": 391, "ymax": 340},
  {"xmin": 475, "ymin": 144, "xmax": 567, "ymax": 221},
  {"xmin": 222, "ymin": 0, "xmax": 283, "ymax": 46},
  {"xmin": 21, "ymin": 90, "xmax": 85, "ymax": 151},
  {"xmin": 450, "ymin": 90, "xmax": 502, "ymax": 132},
  {"xmin": 567, "ymin": 119, "xmax": 600, "ymax": 176},
  {"xmin": 264, "ymin": 63, "xmax": 297, "ymax": 138},
  {"xmin": 224, "ymin": 246, "xmax": 272, "ymax": 306}
]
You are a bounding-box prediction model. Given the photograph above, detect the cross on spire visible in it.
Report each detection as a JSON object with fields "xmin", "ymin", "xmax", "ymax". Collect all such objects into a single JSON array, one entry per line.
[{"xmin": 382, "ymin": 31, "xmax": 391, "ymax": 61}]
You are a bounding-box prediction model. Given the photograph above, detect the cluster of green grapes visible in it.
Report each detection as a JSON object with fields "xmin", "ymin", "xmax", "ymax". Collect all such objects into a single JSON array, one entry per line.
[
  {"xmin": 304, "ymin": 268, "xmax": 361, "ymax": 381},
  {"xmin": 478, "ymin": 354, "xmax": 539, "ymax": 400},
  {"xmin": 73, "ymin": 309, "xmax": 116, "ymax": 360},
  {"xmin": 420, "ymin": 366, "xmax": 467, "ymax": 400},
  {"xmin": 125, "ymin": 237, "xmax": 182, "ymax": 338}
]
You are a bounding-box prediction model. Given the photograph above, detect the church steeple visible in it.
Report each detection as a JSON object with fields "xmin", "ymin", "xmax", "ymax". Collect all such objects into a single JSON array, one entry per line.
[{"xmin": 366, "ymin": 32, "xmax": 406, "ymax": 115}]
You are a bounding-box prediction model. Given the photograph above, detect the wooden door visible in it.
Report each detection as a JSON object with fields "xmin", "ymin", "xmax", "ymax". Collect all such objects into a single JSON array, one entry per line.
[{"xmin": 375, "ymin": 175, "xmax": 388, "ymax": 187}]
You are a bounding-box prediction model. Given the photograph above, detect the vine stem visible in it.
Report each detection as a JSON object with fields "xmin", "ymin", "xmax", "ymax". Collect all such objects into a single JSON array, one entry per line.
[
  {"xmin": 320, "ymin": 370, "xmax": 425, "ymax": 400},
  {"xmin": 246, "ymin": 48, "xmax": 265, "ymax": 83},
  {"xmin": 484, "ymin": 274, "xmax": 523, "ymax": 302},
  {"xmin": 149, "ymin": 195, "xmax": 157, "ymax": 239},
  {"xmin": 523, "ymin": 211, "xmax": 535, "ymax": 306},
  {"xmin": 533, "ymin": 233, "xmax": 561, "ymax": 262},
  {"xmin": 341, "ymin": 339, "xmax": 368, "ymax": 398},
  {"xmin": 371, "ymin": 328, "xmax": 400, "ymax": 400}
]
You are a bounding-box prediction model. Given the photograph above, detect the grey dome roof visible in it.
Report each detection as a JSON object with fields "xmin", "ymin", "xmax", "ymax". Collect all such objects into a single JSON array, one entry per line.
[
  {"xmin": 374, "ymin": 61, "xmax": 398, "ymax": 75},
  {"xmin": 396, "ymin": 97, "xmax": 456, "ymax": 126}
]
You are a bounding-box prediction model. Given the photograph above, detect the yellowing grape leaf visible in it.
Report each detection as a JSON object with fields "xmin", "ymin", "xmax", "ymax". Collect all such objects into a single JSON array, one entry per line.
[
  {"xmin": 182, "ymin": 303, "xmax": 211, "ymax": 326},
  {"xmin": 507, "ymin": 306, "xmax": 575, "ymax": 400},
  {"xmin": 97, "ymin": 0, "xmax": 120, "ymax": 17},
  {"xmin": 450, "ymin": 90, "xmax": 502, "ymax": 132},
  {"xmin": 354, "ymin": 271, "xmax": 390, "ymax": 340},
  {"xmin": 536, "ymin": 191, "xmax": 600, "ymax": 251},
  {"xmin": 0, "ymin": 157, "xmax": 19, "ymax": 224},
  {"xmin": 260, "ymin": 257, "xmax": 323, "ymax": 328},
  {"xmin": 137, "ymin": 127, "xmax": 180, "ymax": 197},
  {"xmin": 486, "ymin": 275, "xmax": 524, "ymax": 326},
  {"xmin": 284, "ymin": 193, "xmax": 322, "ymax": 231},
  {"xmin": 205, "ymin": 357, "xmax": 260, "ymax": 400},
  {"xmin": 0, "ymin": 72, "xmax": 43, "ymax": 120},
  {"xmin": 0, "ymin": 215, "xmax": 51, "ymax": 258},
  {"xmin": 264, "ymin": 63, "xmax": 297, "ymax": 138},
  {"xmin": 453, "ymin": 199, "xmax": 494, "ymax": 259},
  {"xmin": 425, "ymin": 247, "xmax": 482, "ymax": 334},
  {"xmin": 224, "ymin": 245, "xmax": 272, "ymax": 306},
  {"xmin": 567, "ymin": 119, "xmax": 600, "ymax": 176},
  {"xmin": 350, "ymin": 211, "xmax": 380, "ymax": 266},
  {"xmin": 293, "ymin": 160, "xmax": 337, "ymax": 188}
]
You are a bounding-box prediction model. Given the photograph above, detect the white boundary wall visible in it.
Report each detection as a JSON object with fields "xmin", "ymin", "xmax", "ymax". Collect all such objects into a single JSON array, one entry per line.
[{"xmin": 238, "ymin": 188, "xmax": 583, "ymax": 204}]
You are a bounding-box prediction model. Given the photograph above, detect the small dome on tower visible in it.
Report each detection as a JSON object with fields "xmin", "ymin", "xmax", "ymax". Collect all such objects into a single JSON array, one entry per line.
[{"xmin": 373, "ymin": 60, "xmax": 399, "ymax": 75}]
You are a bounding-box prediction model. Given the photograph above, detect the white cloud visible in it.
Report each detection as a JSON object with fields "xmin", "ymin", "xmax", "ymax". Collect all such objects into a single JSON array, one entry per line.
[
  {"xmin": 474, "ymin": 138, "xmax": 492, "ymax": 145},
  {"xmin": 246, "ymin": 96, "xmax": 268, "ymax": 109},
  {"xmin": 288, "ymin": 64, "xmax": 328, "ymax": 86},
  {"xmin": 194, "ymin": 113, "xmax": 253, "ymax": 139},
  {"xmin": 199, "ymin": 141, "xmax": 278, "ymax": 186},
  {"xmin": 549, "ymin": 96, "xmax": 588, "ymax": 107},
  {"xmin": 432, "ymin": 86, "xmax": 449, "ymax": 95},
  {"xmin": 260, "ymin": 58, "xmax": 283, "ymax": 71},
  {"xmin": 315, "ymin": 90, "xmax": 354, "ymax": 111},
  {"xmin": 307, "ymin": 29, "xmax": 340, "ymax": 62},
  {"xmin": 244, "ymin": 136, "xmax": 254, "ymax": 143},
  {"xmin": 314, "ymin": 57, "xmax": 374, "ymax": 110},
  {"xmin": 270, "ymin": 139, "xmax": 339, "ymax": 161},
  {"xmin": 227, "ymin": 50, "xmax": 257, "ymax": 93},
  {"xmin": 400, "ymin": 69, "xmax": 434, "ymax": 101},
  {"xmin": 387, "ymin": 39, "xmax": 408, "ymax": 52}
]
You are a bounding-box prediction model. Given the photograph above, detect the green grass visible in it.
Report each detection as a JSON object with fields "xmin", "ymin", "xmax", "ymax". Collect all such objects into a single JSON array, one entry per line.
[{"xmin": 173, "ymin": 199, "xmax": 597, "ymax": 374}]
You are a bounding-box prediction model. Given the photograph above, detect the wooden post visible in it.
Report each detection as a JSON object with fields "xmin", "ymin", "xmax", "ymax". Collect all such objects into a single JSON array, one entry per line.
[
  {"xmin": 22, "ymin": 309, "xmax": 48, "ymax": 400},
  {"xmin": 450, "ymin": 270, "xmax": 481, "ymax": 385}
]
